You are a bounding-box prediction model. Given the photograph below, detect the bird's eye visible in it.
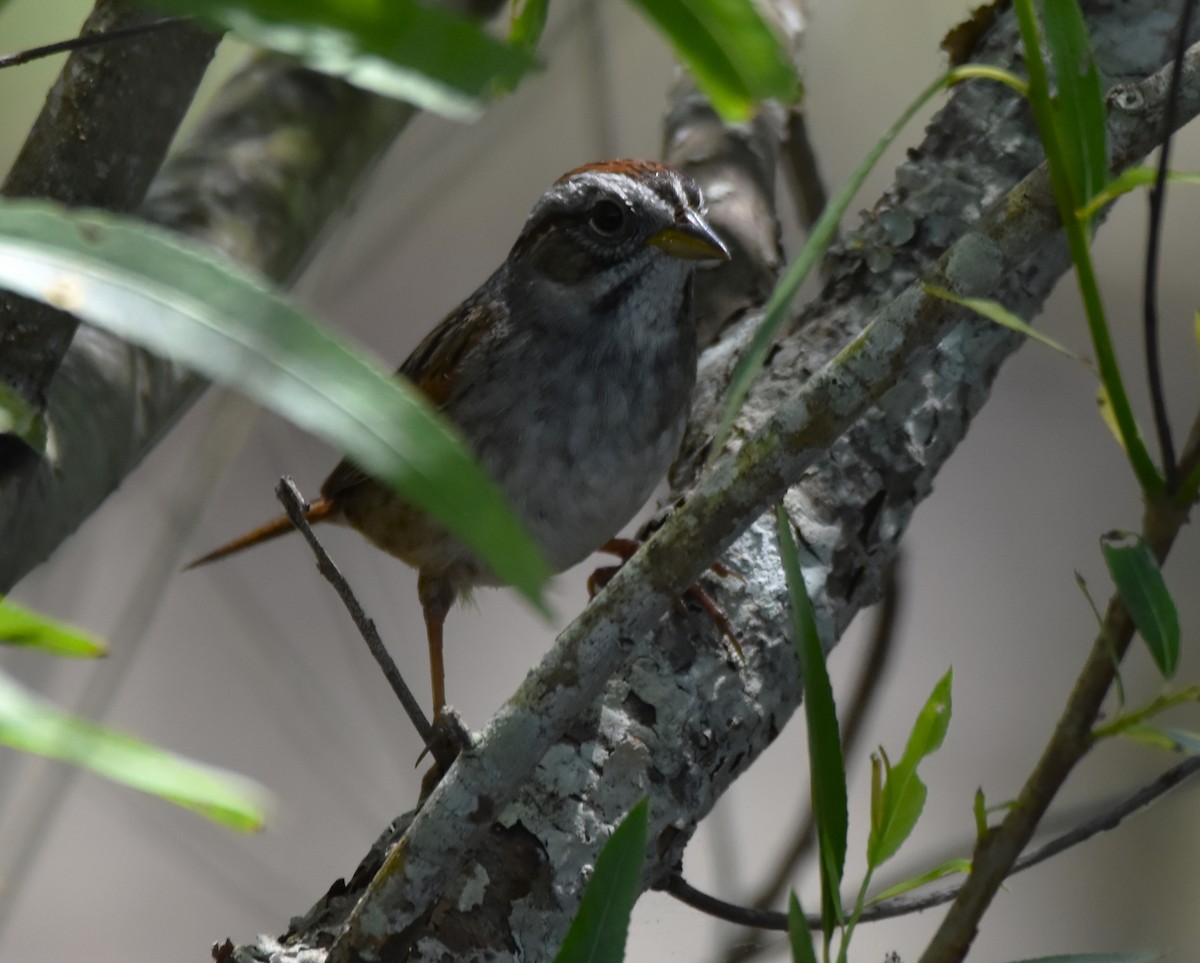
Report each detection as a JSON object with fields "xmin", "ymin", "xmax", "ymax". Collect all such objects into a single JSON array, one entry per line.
[{"xmin": 588, "ymin": 199, "xmax": 626, "ymax": 236}]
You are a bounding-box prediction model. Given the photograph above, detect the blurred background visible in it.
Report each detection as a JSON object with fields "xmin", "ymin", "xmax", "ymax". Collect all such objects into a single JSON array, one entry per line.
[{"xmin": 2, "ymin": 1, "xmax": 1199, "ymax": 961}]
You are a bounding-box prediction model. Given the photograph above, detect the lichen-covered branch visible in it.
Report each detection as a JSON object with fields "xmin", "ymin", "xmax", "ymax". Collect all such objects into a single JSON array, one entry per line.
[{"xmin": 228, "ymin": 5, "xmax": 1200, "ymax": 963}]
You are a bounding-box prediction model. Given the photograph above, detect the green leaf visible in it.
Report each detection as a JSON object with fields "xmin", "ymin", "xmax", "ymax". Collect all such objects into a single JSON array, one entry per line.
[
  {"xmin": 0, "ymin": 599, "xmax": 106, "ymax": 658},
  {"xmin": 925, "ymin": 286, "xmax": 1091, "ymax": 367},
  {"xmin": 553, "ymin": 798, "xmax": 648, "ymax": 963},
  {"xmin": 1042, "ymin": 0, "xmax": 1107, "ymax": 210},
  {"xmin": 144, "ymin": 0, "xmax": 535, "ymax": 121},
  {"xmin": 0, "ymin": 378, "xmax": 46, "ymax": 451},
  {"xmin": 868, "ymin": 857, "xmax": 970, "ymax": 905},
  {"xmin": 509, "ymin": 0, "xmax": 550, "ymax": 52},
  {"xmin": 786, "ymin": 891, "xmax": 819, "ymax": 963},
  {"xmin": 1000, "ymin": 953, "xmax": 1164, "ymax": 963},
  {"xmin": 776, "ymin": 505, "xmax": 847, "ymax": 936},
  {"xmin": 1101, "ymin": 533, "xmax": 1179, "ymax": 677},
  {"xmin": 625, "ymin": 0, "xmax": 800, "ymax": 123},
  {"xmin": 867, "ymin": 670, "xmax": 952, "ymax": 867},
  {"xmin": 1122, "ymin": 724, "xmax": 1200, "ymax": 755},
  {"xmin": 1078, "ymin": 166, "xmax": 1200, "ymax": 220},
  {"xmin": 0, "ymin": 669, "xmax": 270, "ymax": 830},
  {"xmin": 0, "ymin": 201, "xmax": 551, "ymax": 612}
]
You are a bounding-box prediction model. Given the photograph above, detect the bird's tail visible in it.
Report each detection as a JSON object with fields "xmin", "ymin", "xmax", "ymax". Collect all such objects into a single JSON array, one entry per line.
[{"xmin": 183, "ymin": 497, "xmax": 338, "ymax": 570}]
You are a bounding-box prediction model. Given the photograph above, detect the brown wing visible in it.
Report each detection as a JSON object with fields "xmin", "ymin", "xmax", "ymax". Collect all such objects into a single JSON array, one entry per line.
[{"xmin": 320, "ymin": 296, "xmax": 500, "ymax": 501}]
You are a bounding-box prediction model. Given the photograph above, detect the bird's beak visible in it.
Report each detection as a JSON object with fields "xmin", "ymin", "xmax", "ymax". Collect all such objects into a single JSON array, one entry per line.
[{"xmin": 646, "ymin": 210, "xmax": 730, "ymax": 262}]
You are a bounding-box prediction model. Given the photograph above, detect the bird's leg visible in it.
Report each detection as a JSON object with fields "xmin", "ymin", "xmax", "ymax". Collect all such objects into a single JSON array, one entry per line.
[
  {"xmin": 418, "ymin": 572, "xmax": 455, "ymax": 718},
  {"xmin": 415, "ymin": 572, "xmax": 470, "ymax": 786},
  {"xmin": 589, "ymin": 538, "xmax": 743, "ymax": 659}
]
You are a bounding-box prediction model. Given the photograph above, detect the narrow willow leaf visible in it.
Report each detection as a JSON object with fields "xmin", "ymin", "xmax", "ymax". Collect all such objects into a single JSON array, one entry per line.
[
  {"xmin": 0, "ymin": 599, "xmax": 106, "ymax": 658},
  {"xmin": 0, "ymin": 202, "xmax": 551, "ymax": 610},
  {"xmin": 1101, "ymin": 533, "xmax": 1180, "ymax": 677},
  {"xmin": 625, "ymin": 0, "xmax": 800, "ymax": 122},
  {"xmin": 1042, "ymin": 0, "xmax": 1107, "ymax": 208},
  {"xmin": 926, "ymin": 286, "xmax": 1091, "ymax": 366},
  {"xmin": 867, "ymin": 670, "xmax": 952, "ymax": 867},
  {"xmin": 1121, "ymin": 724, "xmax": 1200, "ymax": 755},
  {"xmin": 145, "ymin": 0, "xmax": 534, "ymax": 120},
  {"xmin": 1079, "ymin": 167, "xmax": 1200, "ymax": 219},
  {"xmin": 776, "ymin": 506, "xmax": 848, "ymax": 935},
  {"xmin": 1151, "ymin": 726, "xmax": 1200, "ymax": 754},
  {"xmin": 1000, "ymin": 952, "xmax": 1164, "ymax": 963},
  {"xmin": 868, "ymin": 857, "xmax": 970, "ymax": 905},
  {"xmin": 553, "ymin": 798, "xmax": 648, "ymax": 963},
  {"xmin": 0, "ymin": 670, "xmax": 270, "ymax": 830},
  {"xmin": 509, "ymin": 0, "xmax": 550, "ymax": 51},
  {"xmin": 787, "ymin": 891, "xmax": 819, "ymax": 963}
]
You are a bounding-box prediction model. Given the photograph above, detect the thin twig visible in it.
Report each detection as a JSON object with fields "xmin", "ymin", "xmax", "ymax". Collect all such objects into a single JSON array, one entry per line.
[
  {"xmin": 1142, "ymin": 0, "xmax": 1197, "ymax": 493},
  {"xmin": 275, "ymin": 477, "xmax": 432, "ymax": 747},
  {"xmin": 667, "ymin": 753, "xmax": 1200, "ymax": 931},
  {"xmin": 0, "ymin": 17, "xmax": 191, "ymax": 70},
  {"xmin": 716, "ymin": 559, "xmax": 904, "ymax": 963}
]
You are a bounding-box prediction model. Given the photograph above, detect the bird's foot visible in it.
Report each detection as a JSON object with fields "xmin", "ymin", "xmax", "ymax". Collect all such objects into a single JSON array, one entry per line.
[
  {"xmin": 418, "ymin": 707, "xmax": 471, "ymax": 800},
  {"xmin": 588, "ymin": 537, "xmax": 744, "ymax": 660}
]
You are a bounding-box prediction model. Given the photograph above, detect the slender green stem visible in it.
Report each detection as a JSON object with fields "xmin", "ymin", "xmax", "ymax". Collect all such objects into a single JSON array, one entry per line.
[
  {"xmin": 1012, "ymin": 0, "xmax": 1164, "ymax": 497},
  {"xmin": 834, "ymin": 870, "xmax": 874, "ymax": 963},
  {"xmin": 1092, "ymin": 685, "xmax": 1200, "ymax": 740}
]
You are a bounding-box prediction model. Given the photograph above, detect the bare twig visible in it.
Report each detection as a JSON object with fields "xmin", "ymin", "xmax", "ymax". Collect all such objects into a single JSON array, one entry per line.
[
  {"xmin": 275, "ymin": 477, "xmax": 433, "ymax": 747},
  {"xmin": 667, "ymin": 753, "xmax": 1200, "ymax": 931},
  {"xmin": 0, "ymin": 16, "xmax": 190, "ymax": 69},
  {"xmin": 1142, "ymin": 0, "xmax": 1197, "ymax": 492}
]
